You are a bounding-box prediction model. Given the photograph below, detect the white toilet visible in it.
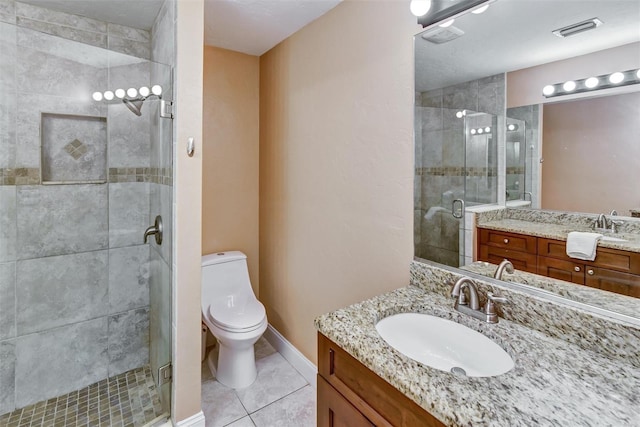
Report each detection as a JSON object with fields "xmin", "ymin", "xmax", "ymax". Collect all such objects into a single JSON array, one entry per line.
[{"xmin": 201, "ymin": 251, "xmax": 268, "ymax": 389}]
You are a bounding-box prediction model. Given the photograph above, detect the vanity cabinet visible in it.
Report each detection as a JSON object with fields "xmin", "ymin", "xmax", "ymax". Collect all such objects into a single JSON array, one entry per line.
[
  {"xmin": 478, "ymin": 228, "xmax": 640, "ymax": 297},
  {"xmin": 477, "ymin": 229, "xmax": 537, "ymax": 273},
  {"xmin": 317, "ymin": 333, "xmax": 445, "ymax": 427}
]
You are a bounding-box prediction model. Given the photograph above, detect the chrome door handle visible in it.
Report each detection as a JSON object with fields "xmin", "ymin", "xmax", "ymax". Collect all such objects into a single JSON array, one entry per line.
[{"xmin": 452, "ymin": 199, "xmax": 465, "ymax": 219}]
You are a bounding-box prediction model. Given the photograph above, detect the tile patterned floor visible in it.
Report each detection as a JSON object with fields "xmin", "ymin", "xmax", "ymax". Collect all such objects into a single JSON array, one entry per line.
[
  {"xmin": 202, "ymin": 338, "xmax": 316, "ymax": 427},
  {"xmin": 0, "ymin": 366, "xmax": 164, "ymax": 427}
]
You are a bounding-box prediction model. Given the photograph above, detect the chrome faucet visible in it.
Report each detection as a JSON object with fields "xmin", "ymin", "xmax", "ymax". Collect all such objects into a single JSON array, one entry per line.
[
  {"xmin": 595, "ymin": 213, "xmax": 608, "ymax": 229},
  {"xmin": 451, "ymin": 277, "xmax": 508, "ymax": 323},
  {"xmin": 494, "ymin": 259, "xmax": 514, "ymax": 280}
]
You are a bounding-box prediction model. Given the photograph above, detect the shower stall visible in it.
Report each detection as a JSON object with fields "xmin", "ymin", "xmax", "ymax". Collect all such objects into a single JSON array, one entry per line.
[
  {"xmin": 0, "ymin": 1, "xmax": 174, "ymax": 425},
  {"xmin": 414, "ymin": 74, "xmax": 504, "ymax": 268}
]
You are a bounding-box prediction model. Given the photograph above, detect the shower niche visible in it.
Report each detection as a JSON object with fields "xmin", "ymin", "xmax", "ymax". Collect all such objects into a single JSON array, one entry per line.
[{"xmin": 40, "ymin": 113, "xmax": 108, "ymax": 184}]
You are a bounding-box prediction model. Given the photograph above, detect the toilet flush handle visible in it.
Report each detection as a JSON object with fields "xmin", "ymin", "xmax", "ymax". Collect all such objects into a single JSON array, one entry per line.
[{"xmin": 143, "ymin": 215, "xmax": 163, "ymax": 245}]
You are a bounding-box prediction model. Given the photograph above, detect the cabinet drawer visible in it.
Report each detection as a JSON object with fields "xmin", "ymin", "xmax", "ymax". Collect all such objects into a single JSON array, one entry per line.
[
  {"xmin": 585, "ymin": 267, "xmax": 640, "ymax": 298},
  {"xmin": 539, "ymin": 238, "xmax": 640, "ymax": 274},
  {"xmin": 478, "ymin": 245, "xmax": 537, "ymax": 273},
  {"xmin": 318, "ymin": 376, "xmax": 374, "ymax": 427},
  {"xmin": 478, "ymin": 228, "xmax": 537, "ymax": 253},
  {"xmin": 318, "ymin": 333, "xmax": 444, "ymax": 427},
  {"xmin": 537, "ymin": 256, "xmax": 585, "ymax": 285}
]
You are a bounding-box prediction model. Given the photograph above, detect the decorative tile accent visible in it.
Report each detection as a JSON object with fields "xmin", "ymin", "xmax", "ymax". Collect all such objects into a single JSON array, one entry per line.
[
  {"xmin": 63, "ymin": 138, "xmax": 87, "ymax": 160},
  {"xmin": 108, "ymin": 167, "xmax": 173, "ymax": 186},
  {"xmin": 0, "ymin": 168, "xmax": 39, "ymax": 185},
  {"xmin": 0, "ymin": 365, "xmax": 164, "ymax": 426},
  {"xmin": 415, "ymin": 166, "xmax": 498, "ymax": 177}
]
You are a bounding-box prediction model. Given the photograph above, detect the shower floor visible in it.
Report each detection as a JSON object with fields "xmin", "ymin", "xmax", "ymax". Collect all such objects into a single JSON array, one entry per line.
[{"xmin": 0, "ymin": 366, "xmax": 165, "ymax": 427}]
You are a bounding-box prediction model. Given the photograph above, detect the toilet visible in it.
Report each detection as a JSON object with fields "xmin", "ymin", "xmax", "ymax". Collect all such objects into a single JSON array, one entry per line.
[{"xmin": 201, "ymin": 251, "xmax": 268, "ymax": 389}]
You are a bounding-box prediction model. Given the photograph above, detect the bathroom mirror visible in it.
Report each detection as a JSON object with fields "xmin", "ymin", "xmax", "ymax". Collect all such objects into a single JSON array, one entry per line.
[{"xmin": 414, "ymin": 0, "xmax": 640, "ymax": 319}]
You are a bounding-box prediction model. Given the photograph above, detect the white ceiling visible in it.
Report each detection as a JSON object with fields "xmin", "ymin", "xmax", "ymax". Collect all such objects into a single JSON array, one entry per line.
[
  {"xmin": 415, "ymin": 0, "xmax": 640, "ymax": 91},
  {"xmin": 21, "ymin": 0, "xmax": 343, "ymax": 57},
  {"xmin": 204, "ymin": 0, "xmax": 343, "ymax": 56}
]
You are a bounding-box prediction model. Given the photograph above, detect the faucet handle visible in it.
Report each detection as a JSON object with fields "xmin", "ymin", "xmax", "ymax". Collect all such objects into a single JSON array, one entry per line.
[
  {"xmin": 611, "ymin": 220, "xmax": 624, "ymax": 234},
  {"xmin": 485, "ymin": 292, "xmax": 508, "ymax": 323}
]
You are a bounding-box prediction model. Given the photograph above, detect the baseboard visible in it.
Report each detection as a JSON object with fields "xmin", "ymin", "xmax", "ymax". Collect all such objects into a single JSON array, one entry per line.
[
  {"xmin": 174, "ymin": 410, "xmax": 205, "ymax": 427},
  {"xmin": 263, "ymin": 324, "xmax": 317, "ymax": 388}
]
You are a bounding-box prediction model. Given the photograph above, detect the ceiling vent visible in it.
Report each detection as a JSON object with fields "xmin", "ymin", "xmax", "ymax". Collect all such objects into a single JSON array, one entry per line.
[
  {"xmin": 421, "ymin": 26, "xmax": 465, "ymax": 44},
  {"xmin": 552, "ymin": 18, "xmax": 603, "ymax": 38}
]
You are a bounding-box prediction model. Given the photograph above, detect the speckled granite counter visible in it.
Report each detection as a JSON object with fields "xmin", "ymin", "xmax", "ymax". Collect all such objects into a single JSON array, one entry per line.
[
  {"xmin": 476, "ymin": 208, "xmax": 640, "ymax": 254},
  {"xmin": 315, "ymin": 261, "xmax": 640, "ymax": 427},
  {"xmin": 461, "ymin": 261, "xmax": 639, "ymax": 320}
]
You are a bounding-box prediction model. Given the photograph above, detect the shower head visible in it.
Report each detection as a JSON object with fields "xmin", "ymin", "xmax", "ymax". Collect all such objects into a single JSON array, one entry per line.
[{"xmin": 123, "ymin": 98, "xmax": 145, "ymax": 116}]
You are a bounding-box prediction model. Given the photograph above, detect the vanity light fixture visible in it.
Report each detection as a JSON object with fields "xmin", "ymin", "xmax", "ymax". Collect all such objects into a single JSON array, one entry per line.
[
  {"xmin": 92, "ymin": 85, "xmax": 164, "ymax": 103},
  {"xmin": 410, "ymin": 0, "xmax": 432, "ymax": 17},
  {"xmin": 542, "ymin": 69, "xmax": 640, "ymax": 98},
  {"xmin": 470, "ymin": 126, "xmax": 491, "ymax": 135},
  {"xmin": 456, "ymin": 110, "xmax": 467, "ymax": 118},
  {"xmin": 507, "ymin": 123, "xmax": 519, "ymax": 131}
]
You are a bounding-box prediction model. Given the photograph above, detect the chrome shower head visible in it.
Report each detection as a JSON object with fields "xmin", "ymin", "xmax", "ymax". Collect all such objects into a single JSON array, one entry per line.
[{"xmin": 123, "ymin": 98, "xmax": 145, "ymax": 116}]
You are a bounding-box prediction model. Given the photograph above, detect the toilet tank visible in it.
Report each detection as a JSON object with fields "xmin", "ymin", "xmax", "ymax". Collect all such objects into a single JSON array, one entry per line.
[{"xmin": 201, "ymin": 251, "xmax": 253, "ymax": 303}]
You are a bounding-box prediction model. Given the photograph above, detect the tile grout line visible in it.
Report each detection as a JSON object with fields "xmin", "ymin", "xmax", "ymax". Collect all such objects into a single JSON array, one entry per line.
[{"xmin": 246, "ymin": 383, "xmax": 310, "ymax": 416}]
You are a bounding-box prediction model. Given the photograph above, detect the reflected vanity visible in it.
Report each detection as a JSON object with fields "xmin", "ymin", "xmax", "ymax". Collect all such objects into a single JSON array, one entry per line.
[{"xmin": 414, "ymin": 0, "xmax": 640, "ymax": 320}]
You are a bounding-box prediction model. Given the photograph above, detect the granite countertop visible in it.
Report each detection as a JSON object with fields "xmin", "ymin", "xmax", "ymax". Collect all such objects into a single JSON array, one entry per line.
[
  {"xmin": 315, "ymin": 286, "xmax": 640, "ymax": 426},
  {"xmin": 460, "ymin": 261, "xmax": 639, "ymax": 320},
  {"xmin": 478, "ymin": 218, "xmax": 640, "ymax": 253}
]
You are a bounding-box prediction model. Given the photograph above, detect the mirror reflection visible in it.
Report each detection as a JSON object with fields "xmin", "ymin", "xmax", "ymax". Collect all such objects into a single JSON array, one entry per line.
[{"xmin": 414, "ymin": 0, "xmax": 640, "ymax": 314}]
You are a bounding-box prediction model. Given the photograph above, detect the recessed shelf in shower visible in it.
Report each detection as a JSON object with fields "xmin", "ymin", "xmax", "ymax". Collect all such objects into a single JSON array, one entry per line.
[{"xmin": 40, "ymin": 113, "xmax": 107, "ymax": 185}]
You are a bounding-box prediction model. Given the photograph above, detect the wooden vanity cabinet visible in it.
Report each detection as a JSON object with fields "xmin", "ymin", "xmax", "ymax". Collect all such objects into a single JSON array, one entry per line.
[
  {"xmin": 477, "ymin": 229, "xmax": 537, "ymax": 273},
  {"xmin": 317, "ymin": 333, "xmax": 445, "ymax": 427},
  {"xmin": 477, "ymin": 228, "xmax": 640, "ymax": 297}
]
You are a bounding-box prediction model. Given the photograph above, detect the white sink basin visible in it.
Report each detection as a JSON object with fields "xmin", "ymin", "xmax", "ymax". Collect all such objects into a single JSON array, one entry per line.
[{"xmin": 376, "ymin": 313, "xmax": 514, "ymax": 377}]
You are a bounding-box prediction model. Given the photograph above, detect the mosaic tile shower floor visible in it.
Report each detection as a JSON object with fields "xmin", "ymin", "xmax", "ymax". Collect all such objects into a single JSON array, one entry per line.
[{"xmin": 0, "ymin": 366, "xmax": 165, "ymax": 427}]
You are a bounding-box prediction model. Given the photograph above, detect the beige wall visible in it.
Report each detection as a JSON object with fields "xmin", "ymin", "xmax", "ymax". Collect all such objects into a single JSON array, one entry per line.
[
  {"xmin": 259, "ymin": 0, "xmax": 421, "ymax": 363},
  {"xmin": 202, "ymin": 46, "xmax": 260, "ymax": 296},
  {"xmin": 173, "ymin": 0, "xmax": 203, "ymax": 423},
  {"xmin": 541, "ymin": 92, "xmax": 640, "ymax": 215},
  {"xmin": 507, "ymin": 42, "xmax": 640, "ymax": 108}
]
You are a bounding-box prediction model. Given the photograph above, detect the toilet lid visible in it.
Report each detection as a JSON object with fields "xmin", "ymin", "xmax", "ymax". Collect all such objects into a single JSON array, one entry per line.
[{"xmin": 208, "ymin": 297, "xmax": 266, "ymax": 331}]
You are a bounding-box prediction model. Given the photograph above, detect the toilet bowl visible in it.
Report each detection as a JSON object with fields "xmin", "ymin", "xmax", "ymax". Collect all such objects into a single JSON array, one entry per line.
[{"xmin": 201, "ymin": 251, "xmax": 267, "ymax": 389}]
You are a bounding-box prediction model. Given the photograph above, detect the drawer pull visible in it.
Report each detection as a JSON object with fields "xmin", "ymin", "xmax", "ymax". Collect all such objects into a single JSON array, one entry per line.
[
  {"xmin": 574, "ymin": 266, "xmax": 581, "ymax": 272},
  {"xmin": 503, "ymin": 239, "xmax": 509, "ymax": 244},
  {"xmin": 587, "ymin": 269, "xmax": 595, "ymax": 276}
]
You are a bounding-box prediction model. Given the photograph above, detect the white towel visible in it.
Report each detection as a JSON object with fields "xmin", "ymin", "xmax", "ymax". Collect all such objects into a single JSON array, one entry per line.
[{"xmin": 566, "ymin": 232, "xmax": 602, "ymax": 261}]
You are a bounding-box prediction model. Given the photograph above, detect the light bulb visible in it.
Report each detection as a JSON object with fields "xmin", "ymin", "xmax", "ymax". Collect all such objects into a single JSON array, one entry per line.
[
  {"xmin": 462, "ymin": 110, "xmax": 466, "ymax": 116},
  {"xmin": 636, "ymin": 69, "xmax": 640, "ymax": 79},
  {"xmin": 104, "ymin": 91, "xmax": 114, "ymax": 101},
  {"xmin": 410, "ymin": 0, "xmax": 432, "ymax": 17},
  {"xmin": 485, "ymin": 127, "xmax": 491, "ymax": 133},
  {"xmin": 563, "ymin": 80, "xmax": 576, "ymax": 92},
  {"xmin": 456, "ymin": 111, "xmax": 463, "ymax": 118},
  {"xmin": 478, "ymin": 128, "xmax": 484, "ymax": 134},
  {"xmin": 92, "ymin": 92, "xmax": 103, "ymax": 101},
  {"xmin": 585, "ymin": 77, "xmax": 599, "ymax": 89},
  {"xmin": 151, "ymin": 85, "xmax": 163, "ymax": 96},
  {"xmin": 115, "ymin": 88, "xmax": 126, "ymax": 99},
  {"xmin": 507, "ymin": 124, "xmax": 515, "ymax": 131},
  {"xmin": 127, "ymin": 87, "xmax": 138, "ymax": 98},
  {"xmin": 139, "ymin": 86, "xmax": 150, "ymax": 97},
  {"xmin": 439, "ymin": 19, "xmax": 455, "ymax": 28},
  {"xmin": 609, "ymin": 72, "xmax": 624, "ymax": 84},
  {"xmin": 472, "ymin": 4, "xmax": 490, "ymax": 14},
  {"xmin": 470, "ymin": 129, "xmax": 476, "ymax": 135},
  {"xmin": 542, "ymin": 85, "xmax": 555, "ymax": 96}
]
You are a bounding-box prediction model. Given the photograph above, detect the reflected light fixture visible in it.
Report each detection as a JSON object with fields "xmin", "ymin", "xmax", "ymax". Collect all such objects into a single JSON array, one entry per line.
[
  {"xmin": 151, "ymin": 85, "xmax": 163, "ymax": 96},
  {"xmin": 542, "ymin": 69, "xmax": 640, "ymax": 98},
  {"xmin": 410, "ymin": 0, "xmax": 432, "ymax": 17},
  {"xmin": 92, "ymin": 92, "xmax": 103, "ymax": 101},
  {"xmin": 439, "ymin": 19, "xmax": 455, "ymax": 28},
  {"xmin": 470, "ymin": 126, "xmax": 491, "ymax": 135},
  {"xmin": 127, "ymin": 87, "xmax": 138, "ymax": 98},
  {"xmin": 471, "ymin": 4, "xmax": 490, "ymax": 14},
  {"xmin": 507, "ymin": 123, "xmax": 519, "ymax": 131},
  {"xmin": 139, "ymin": 86, "xmax": 150, "ymax": 97},
  {"xmin": 115, "ymin": 88, "xmax": 126, "ymax": 99}
]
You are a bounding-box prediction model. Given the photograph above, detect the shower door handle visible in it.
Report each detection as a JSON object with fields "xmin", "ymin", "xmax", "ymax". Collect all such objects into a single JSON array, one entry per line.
[{"xmin": 452, "ymin": 199, "xmax": 465, "ymax": 219}]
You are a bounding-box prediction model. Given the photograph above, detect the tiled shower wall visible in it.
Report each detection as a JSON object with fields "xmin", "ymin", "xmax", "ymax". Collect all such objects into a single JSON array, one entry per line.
[
  {"xmin": 415, "ymin": 73, "xmax": 505, "ymax": 267},
  {"xmin": 0, "ymin": 0, "xmax": 163, "ymax": 415}
]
